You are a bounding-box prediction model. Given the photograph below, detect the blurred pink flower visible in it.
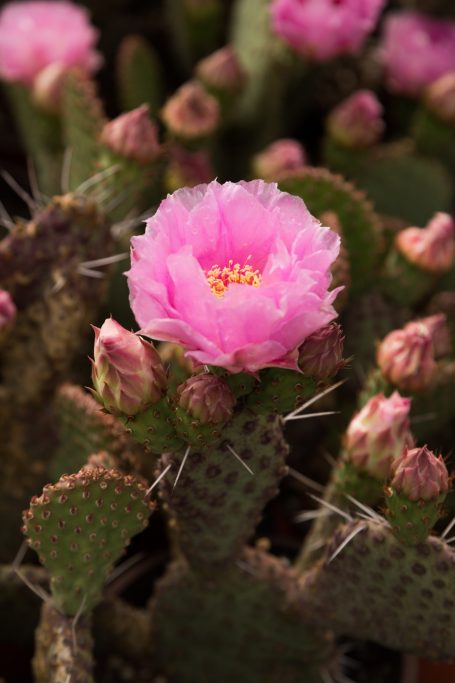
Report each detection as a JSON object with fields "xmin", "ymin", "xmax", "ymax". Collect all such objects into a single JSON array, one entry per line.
[
  {"xmin": 270, "ymin": 0, "xmax": 385, "ymax": 62},
  {"xmin": 327, "ymin": 90, "xmax": 384, "ymax": 149},
  {"xmin": 0, "ymin": 1, "xmax": 101, "ymax": 85},
  {"xmin": 253, "ymin": 139, "xmax": 307, "ymax": 182},
  {"xmin": 379, "ymin": 12, "xmax": 455, "ymax": 96},
  {"xmin": 395, "ymin": 212, "xmax": 455, "ymax": 274},
  {"xmin": 127, "ymin": 180, "xmax": 341, "ymax": 373}
]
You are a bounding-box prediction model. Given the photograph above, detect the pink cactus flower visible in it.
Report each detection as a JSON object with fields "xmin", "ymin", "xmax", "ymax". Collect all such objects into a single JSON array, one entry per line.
[
  {"xmin": 91, "ymin": 318, "xmax": 167, "ymax": 416},
  {"xmin": 377, "ymin": 321, "xmax": 436, "ymax": 393},
  {"xmin": 0, "ymin": 1, "xmax": 101, "ymax": 86},
  {"xmin": 253, "ymin": 139, "xmax": 307, "ymax": 182},
  {"xmin": 100, "ymin": 105, "xmax": 162, "ymax": 166},
  {"xmin": 379, "ymin": 12, "xmax": 455, "ymax": 96},
  {"xmin": 345, "ymin": 392, "xmax": 413, "ymax": 480},
  {"xmin": 395, "ymin": 212, "xmax": 455, "ymax": 274},
  {"xmin": 270, "ymin": 0, "xmax": 385, "ymax": 62},
  {"xmin": 127, "ymin": 180, "xmax": 341, "ymax": 374},
  {"xmin": 0, "ymin": 289, "xmax": 16, "ymax": 330},
  {"xmin": 327, "ymin": 90, "xmax": 384, "ymax": 149},
  {"xmin": 391, "ymin": 445, "xmax": 449, "ymax": 501}
]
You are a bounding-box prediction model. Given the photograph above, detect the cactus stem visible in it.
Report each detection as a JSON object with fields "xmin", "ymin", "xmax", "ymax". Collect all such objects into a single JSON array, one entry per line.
[
  {"xmin": 284, "ymin": 379, "xmax": 346, "ymax": 421},
  {"xmin": 173, "ymin": 444, "xmax": 191, "ymax": 490},
  {"xmin": 327, "ymin": 522, "xmax": 367, "ymax": 564},
  {"xmin": 441, "ymin": 515, "xmax": 455, "ymax": 539},
  {"xmin": 146, "ymin": 463, "xmax": 173, "ymax": 495},
  {"xmin": 226, "ymin": 443, "xmax": 254, "ymax": 476}
]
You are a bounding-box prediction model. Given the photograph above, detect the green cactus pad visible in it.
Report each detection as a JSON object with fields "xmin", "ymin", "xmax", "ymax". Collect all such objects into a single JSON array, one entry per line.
[
  {"xmin": 386, "ymin": 488, "xmax": 445, "ymax": 546},
  {"xmin": 174, "ymin": 405, "xmax": 225, "ymax": 448},
  {"xmin": 246, "ymin": 368, "xmax": 317, "ymax": 415},
  {"xmin": 52, "ymin": 384, "xmax": 145, "ymax": 480},
  {"xmin": 381, "ymin": 247, "xmax": 437, "ymax": 306},
  {"xmin": 158, "ymin": 411, "xmax": 288, "ymax": 567},
  {"xmin": 62, "ymin": 70, "xmax": 106, "ymax": 191},
  {"xmin": 120, "ymin": 397, "xmax": 185, "ymax": 453},
  {"xmin": 33, "ymin": 602, "xmax": 94, "ymax": 683},
  {"xmin": 413, "ymin": 108, "xmax": 455, "ymax": 180},
  {"xmin": 152, "ymin": 548, "xmax": 333, "ymax": 683},
  {"xmin": 300, "ymin": 519, "xmax": 455, "ymax": 659},
  {"xmin": 116, "ymin": 35, "xmax": 163, "ymax": 117},
  {"xmin": 280, "ymin": 168, "xmax": 383, "ymax": 296},
  {"xmin": 22, "ymin": 465, "xmax": 153, "ymax": 616}
]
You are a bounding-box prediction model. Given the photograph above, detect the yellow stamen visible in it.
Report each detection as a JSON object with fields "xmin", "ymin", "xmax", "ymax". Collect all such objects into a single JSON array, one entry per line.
[{"xmin": 206, "ymin": 258, "xmax": 262, "ymax": 297}]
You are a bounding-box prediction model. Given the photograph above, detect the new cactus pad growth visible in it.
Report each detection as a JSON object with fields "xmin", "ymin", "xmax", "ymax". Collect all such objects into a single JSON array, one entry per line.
[{"xmin": 1, "ymin": 1, "xmax": 455, "ymax": 681}]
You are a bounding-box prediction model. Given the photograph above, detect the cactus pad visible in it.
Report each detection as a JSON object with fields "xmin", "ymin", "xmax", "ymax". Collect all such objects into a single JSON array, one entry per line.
[{"xmin": 22, "ymin": 465, "xmax": 153, "ymax": 616}]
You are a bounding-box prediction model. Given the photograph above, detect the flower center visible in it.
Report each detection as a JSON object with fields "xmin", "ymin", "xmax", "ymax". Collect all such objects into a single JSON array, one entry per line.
[{"xmin": 206, "ymin": 258, "xmax": 262, "ymax": 297}]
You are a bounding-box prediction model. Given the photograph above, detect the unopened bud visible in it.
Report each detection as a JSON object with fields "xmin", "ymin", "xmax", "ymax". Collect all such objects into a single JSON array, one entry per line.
[
  {"xmin": 377, "ymin": 321, "xmax": 436, "ymax": 392},
  {"xmin": 252, "ymin": 139, "xmax": 306, "ymax": 182},
  {"xmin": 298, "ymin": 323, "xmax": 344, "ymax": 379},
  {"xmin": 178, "ymin": 373, "xmax": 235, "ymax": 424},
  {"xmin": 425, "ymin": 71, "xmax": 455, "ymax": 125},
  {"xmin": 196, "ymin": 45, "xmax": 246, "ymax": 93},
  {"xmin": 161, "ymin": 81, "xmax": 220, "ymax": 140},
  {"xmin": 345, "ymin": 392, "xmax": 413, "ymax": 480},
  {"xmin": 327, "ymin": 90, "xmax": 384, "ymax": 149},
  {"xmin": 395, "ymin": 212, "xmax": 455, "ymax": 274},
  {"xmin": 0, "ymin": 288, "xmax": 16, "ymax": 333},
  {"xmin": 99, "ymin": 105, "xmax": 161, "ymax": 165},
  {"xmin": 91, "ymin": 318, "xmax": 167, "ymax": 416},
  {"xmin": 391, "ymin": 445, "xmax": 449, "ymax": 502}
]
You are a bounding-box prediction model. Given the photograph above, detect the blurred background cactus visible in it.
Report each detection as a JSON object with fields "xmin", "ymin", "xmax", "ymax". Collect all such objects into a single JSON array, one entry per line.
[{"xmin": 0, "ymin": 0, "xmax": 455, "ymax": 682}]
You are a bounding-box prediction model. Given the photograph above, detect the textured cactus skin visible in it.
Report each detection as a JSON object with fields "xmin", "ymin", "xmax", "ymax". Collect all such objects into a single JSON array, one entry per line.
[
  {"xmin": 280, "ymin": 169, "xmax": 383, "ymax": 296},
  {"xmin": 300, "ymin": 519, "xmax": 455, "ymax": 659},
  {"xmin": 151, "ymin": 548, "xmax": 333, "ymax": 683},
  {"xmin": 33, "ymin": 602, "xmax": 94, "ymax": 683},
  {"xmin": 386, "ymin": 489, "xmax": 446, "ymax": 546},
  {"xmin": 116, "ymin": 36, "xmax": 163, "ymax": 116},
  {"xmin": 158, "ymin": 412, "xmax": 288, "ymax": 567},
  {"xmin": 22, "ymin": 465, "xmax": 153, "ymax": 615}
]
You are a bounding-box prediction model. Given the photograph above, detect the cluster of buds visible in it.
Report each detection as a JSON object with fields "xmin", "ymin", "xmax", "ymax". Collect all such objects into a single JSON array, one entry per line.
[
  {"xmin": 395, "ymin": 212, "xmax": 455, "ymax": 274},
  {"xmin": 327, "ymin": 90, "xmax": 384, "ymax": 149},
  {"xmin": 252, "ymin": 139, "xmax": 307, "ymax": 182},
  {"xmin": 344, "ymin": 392, "xmax": 413, "ymax": 480},
  {"xmin": 298, "ymin": 323, "xmax": 345, "ymax": 380},
  {"xmin": 91, "ymin": 318, "xmax": 167, "ymax": 416},
  {"xmin": 99, "ymin": 105, "xmax": 162, "ymax": 165},
  {"xmin": 161, "ymin": 81, "xmax": 220, "ymax": 140}
]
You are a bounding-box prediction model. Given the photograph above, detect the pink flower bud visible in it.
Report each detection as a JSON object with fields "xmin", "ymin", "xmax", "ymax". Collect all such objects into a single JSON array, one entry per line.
[
  {"xmin": 161, "ymin": 81, "xmax": 220, "ymax": 140},
  {"xmin": 327, "ymin": 90, "xmax": 384, "ymax": 149},
  {"xmin": 395, "ymin": 212, "xmax": 455, "ymax": 274},
  {"xmin": 271, "ymin": 0, "xmax": 385, "ymax": 62},
  {"xmin": 178, "ymin": 373, "xmax": 235, "ymax": 424},
  {"xmin": 345, "ymin": 392, "xmax": 413, "ymax": 480},
  {"xmin": 252, "ymin": 139, "xmax": 307, "ymax": 182},
  {"xmin": 298, "ymin": 323, "xmax": 344, "ymax": 379},
  {"xmin": 31, "ymin": 62, "xmax": 67, "ymax": 113},
  {"xmin": 196, "ymin": 46, "xmax": 246, "ymax": 93},
  {"xmin": 0, "ymin": 288, "xmax": 16, "ymax": 330},
  {"xmin": 391, "ymin": 445, "xmax": 449, "ymax": 501},
  {"xmin": 0, "ymin": 1, "xmax": 101, "ymax": 86},
  {"xmin": 379, "ymin": 11, "xmax": 455, "ymax": 97},
  {"xmin": 99, "ymin": 105, "xmax": 161, "ymax": 165},
  {"xmin": 417, "ymin": 313, "xmax": 451, "ymax": 358},
  {"xmin": 425, "ymin": 71, "xmax": 455, "ymax": 124},
  {"xmin": 165, "ymin": 144, "xmax": 215, "ymax": 193},
  {"xmin": 377, "ymin": 321, "xmax": 436, "ymax": 392},
  {"xmin": 91, "ymin": 318, "xmax": 167, "ymax": 416}
]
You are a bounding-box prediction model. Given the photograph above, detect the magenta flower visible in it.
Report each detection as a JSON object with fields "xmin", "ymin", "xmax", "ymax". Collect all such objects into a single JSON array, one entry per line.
[
  {"xmin": 379, "ymin": 12, "xmax": 455, "ymax": 96},
  {"xmin": 127, "ymin": 180, "xmax": 341, "ymax": 373},
  {"xmin": 270, "ymin": 0, "xmax": 385, "ymax": 62},
  {"xmin": 0, "ymin": 1, "xmax": 101, "ymax": 86}
]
